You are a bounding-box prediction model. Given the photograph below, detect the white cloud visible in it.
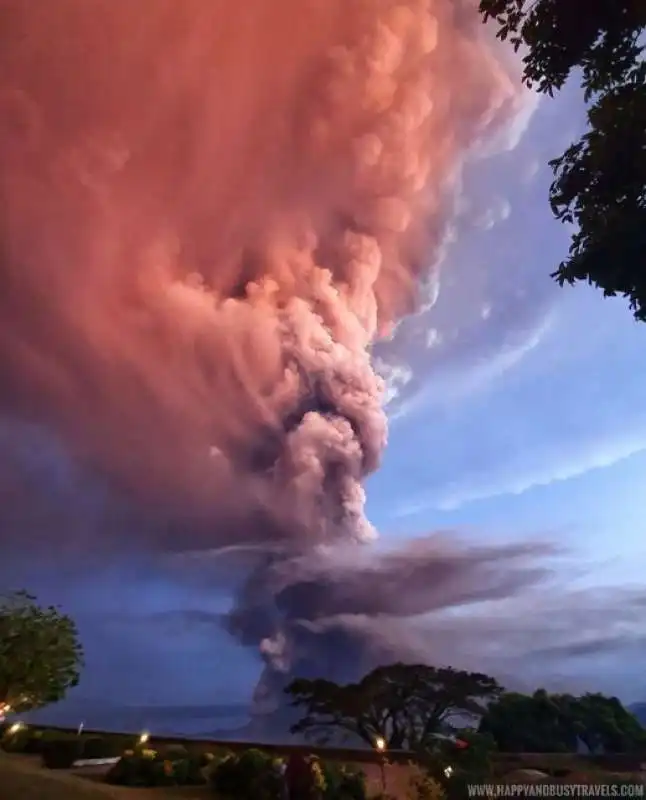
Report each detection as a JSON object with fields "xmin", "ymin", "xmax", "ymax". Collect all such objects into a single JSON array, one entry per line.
[
  {"xmin": 390, "ymin": 312, "xmax": 552, "ymax": 422},
  {"xmin": 398, "ymin": 432, "xmax": 646, "ymax": 517},
  {"xmin": 425, "ymin": 327, "xmax": 441, "ymax": 348},
  {"xmin": 472, "ymin": 196, "xmax": 512, "ymax": 231},
  {"xmin": 374, "ymin": 357, "xmax": 413, "ymax": 406}
]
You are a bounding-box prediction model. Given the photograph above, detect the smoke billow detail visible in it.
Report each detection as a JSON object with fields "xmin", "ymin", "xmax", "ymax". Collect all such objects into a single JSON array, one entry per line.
[{"xmin": 0, "ymin": 0, "xmax": 528, "ymax": 726}]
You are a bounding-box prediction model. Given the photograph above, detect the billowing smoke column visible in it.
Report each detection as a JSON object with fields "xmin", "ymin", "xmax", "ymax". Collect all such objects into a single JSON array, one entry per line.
[
  {"xmin": 0, "ymin": 0, "xmax": 525, "ymax": 723},
  {"xmin": 227, "ymin": 537, "xmax": 551, "ymax": 725}
]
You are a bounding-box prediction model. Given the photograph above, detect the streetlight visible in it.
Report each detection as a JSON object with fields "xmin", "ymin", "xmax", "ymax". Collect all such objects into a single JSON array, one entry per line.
[
  {"xmin": 374, "ymin": 737, "xmax": 387, "ymax": 791},
  {"xmin": 7, "ymin": 722, "xmax": 24, "ymax": 735},
  {"xmin": 138, "ymin": 732, "xmax": 149, "ymax": 745}
]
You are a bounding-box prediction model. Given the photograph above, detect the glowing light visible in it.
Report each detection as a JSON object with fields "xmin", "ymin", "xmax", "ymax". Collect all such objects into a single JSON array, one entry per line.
[
  {"xmin": 444, "ymin": 766, "xmax": 453, "ymax": 778},
  {"xmin": 138, "ymin": 732, "xmax": 150, "ymax": 744},
  {"xmin": 8, "ymin": 722, "xmax": 24, "ymax": 734},
  {"xmin": 375, "ymin": 736, "xmax": 386, "ymax": 751}
]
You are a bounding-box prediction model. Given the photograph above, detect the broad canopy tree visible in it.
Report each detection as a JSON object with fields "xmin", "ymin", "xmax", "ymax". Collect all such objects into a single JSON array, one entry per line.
[
  {"xmin": 478, "ymin": 0, "xmax": 646, "ymax": 320},
  {"xmin": 0, "ymin": 590, "xmax": 84, "ymax": 714},
  {"xmin": 285, "ymin": 662, "xmax": 503, "ymax": 750},
  {"xmin": 479, "ymin": 689, "xmax": 646, "ymax": 754}
]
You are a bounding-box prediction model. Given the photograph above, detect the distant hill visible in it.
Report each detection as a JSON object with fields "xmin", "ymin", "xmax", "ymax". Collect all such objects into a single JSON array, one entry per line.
[{"xmin": 629, "ymin": 703, "xmax": 646, "ymax": 725}]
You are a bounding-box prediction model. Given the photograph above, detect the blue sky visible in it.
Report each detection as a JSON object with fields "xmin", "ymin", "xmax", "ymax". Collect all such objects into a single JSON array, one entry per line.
[
  {"xmin": 370, "ymin": 81, "xmax": 646, "ymax": 581},
  {"xmin": 365, "ymin": 81, "xmax": 646, "ymax": 701},
  {"xmin": 4, "ymin": 68, "xmax": 646, "ymax": 733}
]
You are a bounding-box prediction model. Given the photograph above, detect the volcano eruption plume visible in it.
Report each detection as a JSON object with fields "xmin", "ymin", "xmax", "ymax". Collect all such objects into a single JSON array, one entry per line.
[{"xmin": 0, "ymin": 0, "xmax": 529, "ymax": 725}]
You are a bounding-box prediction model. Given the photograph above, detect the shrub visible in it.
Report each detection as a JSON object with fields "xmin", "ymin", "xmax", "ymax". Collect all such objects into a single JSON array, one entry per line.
[
  {"xmin": 22, "ymin": 729, "xmax": 75, "ymax": 754},
  {"xmin": 22, "ymin": 730, "xmax": 46, "ymax": 753},
  {"xmin": 413, "ymin": 730, "xmax": 498, "ymax": 800},
  {"xmin": 200, "ymin": 750, "xmax": 217, "ymax": 768},
  {"xmin": 321, "ymin": 761, "xmax": 367, "ymax": 800},
  {"xmin": 209, "ymin": 753, "xmax": 240, "ymax": 796},
  {"xmin": 184, "ymin": 757, "xmax": 208, "ymax": 785},
  {"xmin": 210, "ymin": 748, "xmax": 285, "ymax": 800},
  {"xmin": 106, "ymin": 749, "xmax": 158, "ymax": 786},
  {"xmin": 160, "ymin": 744, "xmax": 190, "ymax": 761},
  {"xmin": 105, "ymin": 747, "xmax": 207, "ymax": 788},
  {"xmin": 0, "ymin": 728, "xmax": 139, "ymax": 758},
  {"xmin": 1, "ymin": 726, "xmax": 31, "ymax": 752},
  {"xmin": 442, "ymin": 773, "xmax": 484, "ymax": 800},
  {"xmin": 41, "ymin": 738, "xmax": 83, "ymax": 769},
  {"xmin": 308, "ymin": 756, "xmax": 327, "ymax": 795},
  {"xmin": 81, "ymin": 736, "xmax": 109, "ymax": 759},
  {"xmin": 408, "ymin": 774, "xmax": 446, "ymax": 800},
  {"xmin": 111, "ymin": 750, "xmax": 149, "ymax": 786},
  {"xmin": 152, "ymin": 760, "xmax": 177, "ymax": 787}
]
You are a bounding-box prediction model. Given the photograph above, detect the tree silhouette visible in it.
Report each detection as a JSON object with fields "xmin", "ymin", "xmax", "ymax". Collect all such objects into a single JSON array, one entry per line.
[
  {"xmin": 479, "ymin": 0, "xmax": 646, "ymax": 319},
  {"xmin": 479, "ymin": 688, "xmax": 646, "ymax": 753},
  {"xmin": 286, "ymin": 662, "xmax": 503, "ymax": 749},
  {"xmin": 0, "ymin": 590, "xmax": 83, "ymax": 714}
]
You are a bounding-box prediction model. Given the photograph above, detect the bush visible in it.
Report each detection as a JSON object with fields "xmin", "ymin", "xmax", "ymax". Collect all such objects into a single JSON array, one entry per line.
[
  {"xmin": 81, "ymin": 736, "xmax": 109, "ymax": 759},
  {"xmin": 23, "ymin": 730, "xmax": 47, "ymax": 753},
  {"xmin": 77, "ymin": 733, "xmax": 137, "ymax": 759},
  {"xmin": 408, "ymin": 774, "xmax": 446, "ymax": 800},
  {"xmin": 308, "ymin": 756, "xmax": 327, "ymax": 795},
  {"xmin": 321, "ymin": 761, "xmax": 367, "ymax": 800},
  {"xmin": 443, "ymin": 773, "xmax": 486, "ymax": 800},
  {"xmin": 1, "ymin": 726, "xmax": 31, "ymax": 752},
  {"xmin": 1, "ymin": 727, "xmax": 111, "ymax": 757},
  {"xmin": 160, "ymin": 744, "xmax": 190, "ymax": 761},
  {"xmin": 105, "ymin": 747, "xmax": 207, "ymax": 788},
  {"xmin": 106, "ymin": 749, "xmax": 158, "ymax": 786},
  {"xmin": 413, "ymin": 729, "xmax": 498, "ymax": 800},
  {"xmin": 0, "ymin": 727, "xmax": 142, "ymax": 759},
  {"xmin": 200, "ymin": 750, "xmax": 217, "ymax": 768},
  {"xmin": 41, "ymin": 738, "xmax": 83, "ymax": 769},
  {"xmin": 24, "ymin": 729, "xmax": 74, "ymax": 754},
  {"xmin": 210, "ymin": 748, "xmax": 285, "ymax": 800},
  {"xmin": 209, "ymin": 753, "xmax": 240, "ymax": 796}
]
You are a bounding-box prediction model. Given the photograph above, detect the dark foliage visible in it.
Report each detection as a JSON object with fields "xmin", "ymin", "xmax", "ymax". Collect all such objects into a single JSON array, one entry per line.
[
  {"xmin": 0, "ymin": 590, "xmax": 84, "ymax": 713},
  {"xmin": 106, "ymin": 746, "xmax": 208, "ymax": 787},
  {"xmin": 478, "ymin": 0, "xmax": 646, "ymax": 320},
  {"xmin": 286, "ymin": 662, "xmax": 503, "ymax": 749},
  {"xmin": 479, "ymin": 689, "xmax": 646, "ymax": 753},
  {"xmin": 41, "ymin": 737, "xmax": 83, "ymax": 769},
  {"xmin": 210, "ymin": 748, "xmax": 286, "ymax": 800},
  {"xmin": 321, "ymin": 761, "xmax": 367, "ymax": 800}
]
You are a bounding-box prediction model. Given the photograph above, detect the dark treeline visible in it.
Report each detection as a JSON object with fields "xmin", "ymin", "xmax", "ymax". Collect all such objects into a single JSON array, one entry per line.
[{"xmin": 285, "ymin": 663, "xmax": 646, "ymax": 755}]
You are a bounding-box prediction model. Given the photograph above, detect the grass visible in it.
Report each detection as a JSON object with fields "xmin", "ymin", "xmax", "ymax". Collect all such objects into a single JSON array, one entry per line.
[
  {"xmin": 0, "ymin": 752, "xmax": 123, "ymax": 800},
  {"xmin": 0, "ymin": 749, "xmax": 420, "ymax": 800},
  {"xmin": 0, "ymin": 751, "xmax": 211, "ymax": 799}
]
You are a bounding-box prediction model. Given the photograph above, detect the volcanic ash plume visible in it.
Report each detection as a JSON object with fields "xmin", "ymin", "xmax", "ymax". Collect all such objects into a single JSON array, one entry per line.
[{"xmin": 0, "ymin": 0, "xmax": 524, "ymax": 718}]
